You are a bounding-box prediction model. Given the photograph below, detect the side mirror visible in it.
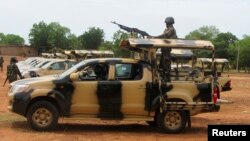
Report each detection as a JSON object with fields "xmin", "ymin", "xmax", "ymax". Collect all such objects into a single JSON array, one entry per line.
[
  {"xmin": 48, "ymin": 66, "xmax": 52, "ymax": 70},
  {"xmin": 70, "ymin": 73, "xmax": 79, "ymax": 81}
]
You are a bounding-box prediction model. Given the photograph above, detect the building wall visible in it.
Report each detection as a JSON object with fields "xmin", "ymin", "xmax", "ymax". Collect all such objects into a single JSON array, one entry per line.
[{"xmin": 0, "ymin": 45, "xmax": 38, "ymax": 57}]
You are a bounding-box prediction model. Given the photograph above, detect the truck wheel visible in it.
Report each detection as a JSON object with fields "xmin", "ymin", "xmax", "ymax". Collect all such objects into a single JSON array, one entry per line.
[
  {"xmin": 27, "ymin": 101, "xmax": 59, "ymax": 131},
  {"xmin": 157, "ymin": 110, "xmax": 187, "ymax": 133}
]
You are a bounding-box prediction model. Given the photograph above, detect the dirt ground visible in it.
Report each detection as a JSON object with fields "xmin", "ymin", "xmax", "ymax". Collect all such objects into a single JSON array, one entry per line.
[{"xmin": 0, "ymin": 56, "xmax": 250, "ymax": 141}]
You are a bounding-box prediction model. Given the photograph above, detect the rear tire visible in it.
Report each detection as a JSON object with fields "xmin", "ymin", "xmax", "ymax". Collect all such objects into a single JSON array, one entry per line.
[
  {"xmin": 157, "ymin": 110, "xmax": 187, "ymax": 133},
  {"xmin": 27, "ymin": 101, "xmax": 59, "ymax": 131}
]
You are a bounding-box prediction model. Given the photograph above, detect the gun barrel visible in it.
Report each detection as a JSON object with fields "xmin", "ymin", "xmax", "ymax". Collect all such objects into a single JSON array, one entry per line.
[{"xmin": 111, "ymin": 21, "xmax": 150, "ymax": 37}]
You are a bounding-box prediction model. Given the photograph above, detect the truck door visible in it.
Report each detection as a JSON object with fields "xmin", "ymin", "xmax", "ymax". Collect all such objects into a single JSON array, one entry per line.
[
  {"xmin": 114, "ymin": 63, "xmax": 149, "ymax": 116},
  {"xmin": 97, "ymin": 80, "xmax": 123, "ymax": 118},
  {"xmin": 71, "ymin": 62, "xmax": 124, "ymax": 119},
  {"xmin": 70, "ymin": 63, "xmax": 102, "ymax": 116}
]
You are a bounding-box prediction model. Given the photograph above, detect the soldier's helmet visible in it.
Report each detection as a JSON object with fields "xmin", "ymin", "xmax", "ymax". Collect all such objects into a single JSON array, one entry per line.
[
  {"xmin": 10, "ymin": 57, "xmax": 18, "ymax": 63},
  {"xmin": 165, "ymin": 17, "xmax": 175, "ymax": 24}
]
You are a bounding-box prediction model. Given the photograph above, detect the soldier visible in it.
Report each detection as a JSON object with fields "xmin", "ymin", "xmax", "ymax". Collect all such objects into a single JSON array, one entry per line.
[
  {"xmin": 0, "ymin": 56, "xmax": 4, "ymax": 72},
  {"xmin": 94, "ymin": 64, "xmax": 107, "ymax": 80},
  {"xmin": 6, "ymin": 57, "xmax": 23, "ymax": 83},
  {"xmin": 156, "ymin": 16, "xmax": 177, "ymax": 82}
]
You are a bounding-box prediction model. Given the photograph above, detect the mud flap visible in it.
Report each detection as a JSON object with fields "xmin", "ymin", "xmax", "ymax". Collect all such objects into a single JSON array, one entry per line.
[{"xmin": 186, "ymin": 111, "xmax": 191, "ymax": 128}]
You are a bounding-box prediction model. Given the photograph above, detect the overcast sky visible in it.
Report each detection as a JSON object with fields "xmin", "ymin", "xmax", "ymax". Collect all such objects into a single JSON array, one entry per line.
[{"xmin": 0, "ymin": 0, "xmax": 249, "ymax": 44}]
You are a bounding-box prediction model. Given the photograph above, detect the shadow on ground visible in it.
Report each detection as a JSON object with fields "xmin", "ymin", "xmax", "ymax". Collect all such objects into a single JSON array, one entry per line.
[{"xmin": 9, "ymin": 119, "xmax": 211, "ymax": 135}]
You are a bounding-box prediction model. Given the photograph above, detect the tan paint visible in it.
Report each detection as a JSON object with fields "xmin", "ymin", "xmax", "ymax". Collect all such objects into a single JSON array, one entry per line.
[
  {"xmin": 43, "ymin": 69, "xmax": 64, "ymax": 76},
  {"xmin": 120, "ymin": 67, "xmax": 149, "ymax": 115},
  {"xmin": 70, "ymin": 81, "xmax": 99, "ymax": 115},
  {"xmin": 218, "ymin": 77, "xmax": 230, "ymax": 88},
  {"xmin": 125, "ymin": 38, "xmax": 214, "ymax": 50},
  {"xmin": 167, "ymin": 82, "xmax": 200, "ymax": 102},
  {"xmin": 29, "ymin": 89, "xmax": 54, "ymax": 98}
]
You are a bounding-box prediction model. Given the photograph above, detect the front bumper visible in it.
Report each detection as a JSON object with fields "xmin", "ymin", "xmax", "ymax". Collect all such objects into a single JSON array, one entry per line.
[
  {"xmin": 7, "ymin": 93, "xmax": 14, "ymax": 111},
  {"xmin": 7, "ymin": 91, "xmax": 32, "ymax": 117}
]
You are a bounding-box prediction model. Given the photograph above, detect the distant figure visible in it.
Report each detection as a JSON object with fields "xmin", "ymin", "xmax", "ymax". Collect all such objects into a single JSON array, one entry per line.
[
  {"xmin": 6, "ymin": 57, "xmax": 23, "ymax": 83},
  {"xmin": 0, "ymin": 56, "xmax": 4, "ymax": 72},
  {"xmin": 156, "ymin": 16, "xmax": 177, "ymax": 82}
]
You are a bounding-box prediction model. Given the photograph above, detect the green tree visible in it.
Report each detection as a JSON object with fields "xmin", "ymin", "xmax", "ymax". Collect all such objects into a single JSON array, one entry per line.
[
  {"xmin": 4, "ymin": 34, "xmax": 25, "ymax": 45},
  {"xmin": 29, "ymin": 21, "xmax": 72, "ymax": 52},
  {"xmin": 185, "ymin": 25, "xmax": 220, "ymax": 58},
  {"xmin": 99, "ymin": 41, "xmax": 113, "ymax": 51},
  {"xmin": 0, "ymin": 32, "xmax": 24, "ymax": 45},
  {"xmin": 185, "ymin": 25, "xmax": 220, "ymax": 40},
  {"xmin": 235, "ymin": 35, "xmax": 250, "ymax": 72},
  {"xmin": 0, "ymin": 33, "xmax": 6, "ymax": 44},
  {"xmin": 29, "ymin": 21, "xmax": 49, "ymax": 51},
  {"xmin": 67, "ymin": 34, "xmax": 81, "ymax": 50},
  {"xmin": 79, "ymin": 27, "xmax": 104, "ymax": 50},
  {"xmin": 213, "ymin": 32, "xmax": 238, "ymax": 59},
  {"xmin": 47, "ymin": 22, "xmax": 71, "ymax": 50},
  {"xmin": 112, "ymin": 30, "xmax": 130, "ymax": 57}
]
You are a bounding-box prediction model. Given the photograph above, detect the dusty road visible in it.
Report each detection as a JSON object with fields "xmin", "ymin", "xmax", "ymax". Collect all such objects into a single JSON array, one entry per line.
[{"xmin": 0, "ymin": 56, "xmax": 250, "ymax": 141}]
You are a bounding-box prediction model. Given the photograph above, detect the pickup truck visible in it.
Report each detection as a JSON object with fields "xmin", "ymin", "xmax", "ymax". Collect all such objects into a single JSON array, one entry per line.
[
  {"xmin": 196, "ymin": 58, "xmax": 231, "ymax": 91},
  {"xmin": 7, "ymin": 38, "xmax": 228, "ymax": 133}
]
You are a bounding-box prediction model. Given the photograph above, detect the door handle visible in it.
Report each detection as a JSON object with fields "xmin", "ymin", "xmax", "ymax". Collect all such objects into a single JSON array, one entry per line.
[{"xmin": 139, "ymin": 85, "xmax": 146, "ymax": 89}]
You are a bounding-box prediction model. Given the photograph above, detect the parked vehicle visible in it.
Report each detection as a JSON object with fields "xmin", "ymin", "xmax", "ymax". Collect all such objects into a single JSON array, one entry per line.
[
  {"xmin": 7, "ymin": 38, "xmax": 231, "ymax": 133},
  {"xmin": 196, "ymin": 58, "xmax": 231, "ymax": 91},
  {"xmin": 21, "ymin": 59, "xmax": 77, "ymax": 78}
]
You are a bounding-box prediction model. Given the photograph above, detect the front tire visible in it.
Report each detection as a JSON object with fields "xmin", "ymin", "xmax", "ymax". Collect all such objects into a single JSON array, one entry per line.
[
  {"xmin": 27, "ymin": 101, "xmax": 59, "ymax": 131},
  {"xmin": 157, "ymin": 110, "xmax": 187, "ymax": 133}
]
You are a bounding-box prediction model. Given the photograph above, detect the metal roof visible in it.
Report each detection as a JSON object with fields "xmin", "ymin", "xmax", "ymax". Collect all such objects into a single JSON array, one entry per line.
[{"xmin": 120, "ymin": 38, "xmax": 214, "ymax": 50}]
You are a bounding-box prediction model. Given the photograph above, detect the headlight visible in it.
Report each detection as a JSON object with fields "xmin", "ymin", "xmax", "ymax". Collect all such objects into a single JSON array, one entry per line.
[
  {"xmin": 29, "ymin": 71, "xmax": 37, "ymax": 77},
  {"xmin": 10, "ymin": 84, "xmax": 30, "ymax": 94}
]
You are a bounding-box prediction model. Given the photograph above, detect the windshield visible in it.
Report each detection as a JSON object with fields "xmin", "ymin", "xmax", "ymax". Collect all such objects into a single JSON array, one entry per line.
[
  {"xmin": 38, "ymin": 61, "xmax": 50, "ymax": 68},
  {"xmin": 41, "ymin": 60, "xmax": 62, "ymax": 69}
]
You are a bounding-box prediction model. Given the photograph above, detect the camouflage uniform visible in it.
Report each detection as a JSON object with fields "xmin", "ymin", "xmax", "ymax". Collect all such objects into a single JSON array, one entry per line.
[
  {"xmin": 0, "ymin": 56, "xmax": 4, "ymax": 72},
  {"xmin": 157, "ymin": 24, "xmax": 177, "ymax": 82},
  {"xmin": 157, "ymin": 25, "xmax": 177, "ymax": 39},
  {"xmin": 7, "ymin": 57, "xmax": 22, "ymax": 83}
]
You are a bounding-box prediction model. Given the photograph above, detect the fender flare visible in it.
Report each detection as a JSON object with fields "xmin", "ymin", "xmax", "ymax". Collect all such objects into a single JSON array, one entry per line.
[{"xmin": 47, "ymin": 90, "xmax": 68, "ymax": 116}]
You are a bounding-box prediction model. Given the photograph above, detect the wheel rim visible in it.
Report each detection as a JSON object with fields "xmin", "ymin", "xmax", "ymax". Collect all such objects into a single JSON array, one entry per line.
[
  {"xmin": 32, "ymin": 108, "xmax": 53, "ymax": 128},
  {"xmin": 163, "ymin": 111, "xmax": 182, "ymax": 130}
]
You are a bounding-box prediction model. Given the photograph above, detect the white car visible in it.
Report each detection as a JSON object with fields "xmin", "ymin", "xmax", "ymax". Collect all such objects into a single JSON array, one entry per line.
[
  {"xmin": 17, "ymin": 57, "xmax": 46, "ymax": 73},
  {"xmin": 22, "ymin": 59, "xmax": 77, "ymax": 78}
]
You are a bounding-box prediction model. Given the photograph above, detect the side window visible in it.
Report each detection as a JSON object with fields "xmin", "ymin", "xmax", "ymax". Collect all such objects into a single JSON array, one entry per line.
[
  {"xmin": 115, "ymin": 63, "xmax": 143, "ymax": 80},
  {"xmin": 78, "ymin": 63, "xmax": 108, "ymax": 81},
  {"xmin": 66, "ymin": 61, "xmax": 77, "ymax": 69},
  {"xmin": 115, "ymin": 64, "xmax": 131, "ymax": 78},
  {"xmin": 50, "ymin": 62, "xmax": 65, "ymax": 70}
]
